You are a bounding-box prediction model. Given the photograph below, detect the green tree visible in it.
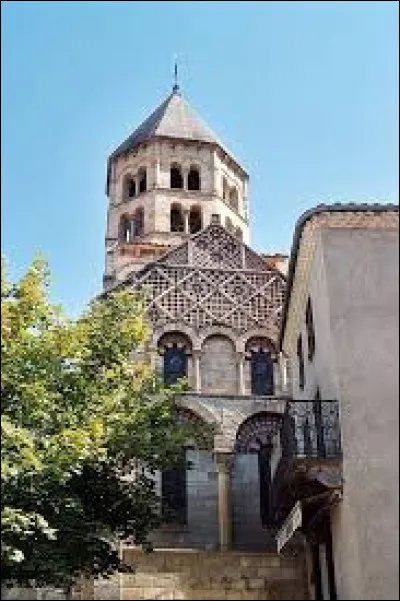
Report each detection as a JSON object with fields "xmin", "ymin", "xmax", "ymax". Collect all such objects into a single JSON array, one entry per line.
[{"xmin": 1, "ymin": 257, "xmax": 205, "ymax": 589}]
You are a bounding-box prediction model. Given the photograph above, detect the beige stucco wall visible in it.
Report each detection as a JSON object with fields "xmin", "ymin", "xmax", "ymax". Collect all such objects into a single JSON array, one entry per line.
[
  {"xmin": 290, "ymin": 231, "xmax": 340, "ymax": 401},
  {"xmin": 322, "ymin": 227, "xmax": 399, "ymax": 601},
  {"xmin": 283, "ymin": 221, "xmax": 399, "ymax": 600}
]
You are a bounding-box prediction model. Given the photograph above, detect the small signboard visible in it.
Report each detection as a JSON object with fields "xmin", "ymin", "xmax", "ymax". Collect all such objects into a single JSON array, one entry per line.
[{"xmin": 276, "ymin": 501, "xmax": 302, "ymax": 553}]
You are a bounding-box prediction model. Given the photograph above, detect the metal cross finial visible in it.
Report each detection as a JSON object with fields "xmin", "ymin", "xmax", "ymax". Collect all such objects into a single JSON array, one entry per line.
[{"xmin": 173, "ymin": 58, "xmax": 179, "ymax": 93}]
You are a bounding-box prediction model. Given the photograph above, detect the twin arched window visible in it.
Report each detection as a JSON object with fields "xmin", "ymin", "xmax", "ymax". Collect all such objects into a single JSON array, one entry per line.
[
  {"xmin": 122, "ymin": 168, "xmax": 147, "ymax": 201},
  {"xmin": 170, "ymin": 204, "xmax": 202, "ymax": 234},
  {"xmin": 170, "ymin": 165, "xmax": 201, "ymax": 191},
  {"xmin": 118, "ymin": 208, "xmax": 144, "ymax": 242},
  {"xmin": 222, "ymin": 177, "xmax": 240, "ymax": 213}
]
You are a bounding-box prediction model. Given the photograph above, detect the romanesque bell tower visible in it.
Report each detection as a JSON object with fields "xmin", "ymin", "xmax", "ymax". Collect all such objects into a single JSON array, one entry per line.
[{"xmin": 103, "ymin": 82, "xmax": 250, "ymax": 287}]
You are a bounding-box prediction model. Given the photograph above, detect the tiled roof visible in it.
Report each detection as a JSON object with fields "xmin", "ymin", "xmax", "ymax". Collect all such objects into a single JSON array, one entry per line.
[{"xmin": 109, "ymin": 89, "xmax": 226, "ymax": 159}]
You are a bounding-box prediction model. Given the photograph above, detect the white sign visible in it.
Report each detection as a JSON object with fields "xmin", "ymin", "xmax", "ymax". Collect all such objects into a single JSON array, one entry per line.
[{"xmin": 276, "ymin": 501, "xmax": 302, "ymax": 553}]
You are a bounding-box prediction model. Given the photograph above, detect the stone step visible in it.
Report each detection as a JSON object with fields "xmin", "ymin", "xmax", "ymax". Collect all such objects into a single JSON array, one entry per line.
[{"xmin": 114, "ymin": 549, "xmax": 309, "ymax": 600}]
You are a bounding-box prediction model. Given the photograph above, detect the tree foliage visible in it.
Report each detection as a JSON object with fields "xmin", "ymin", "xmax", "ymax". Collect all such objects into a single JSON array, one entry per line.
[{"xmin": 1, "ymin": 256, "xmax": 205, "ymax": 588}]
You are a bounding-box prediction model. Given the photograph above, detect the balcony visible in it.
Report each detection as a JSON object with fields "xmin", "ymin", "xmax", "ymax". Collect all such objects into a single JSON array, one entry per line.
[{"xmin": 271, "ymin": 400, "xmax": 342, "ymax": 527}]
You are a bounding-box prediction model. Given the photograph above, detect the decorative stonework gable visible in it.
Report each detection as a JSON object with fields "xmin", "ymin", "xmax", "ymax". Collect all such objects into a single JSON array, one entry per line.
[
  {"xmin": 118, "ymin": 224, "xmax": 286, "ymax": 339},
  {"xmin": 157, "ymin": 224, "xmax": 271, "ymax": 272},
  {"xmin": 131, "ymin": 264, "xmax": 284, "ymax": 337}
]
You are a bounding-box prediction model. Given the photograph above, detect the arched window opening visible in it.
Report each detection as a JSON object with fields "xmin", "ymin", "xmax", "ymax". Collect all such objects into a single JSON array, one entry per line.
[
  {"xmin": 229, "ymin": 187, "xmax": 239, "ymax": 211},
  {"xmin": 163, "ymin": 344, "xmax": 187, "ymax": 385},
  {"xmin": 225, "ymin": 216, "xmax": 234, "ymax": 232},
  {"xmin": 170, "ymin": 204, "xmax": 184, "ymax": 232},
  {"xmin": 119, "ymin": 214, "xmax": 131, "ymax": 243},
  {"xmin": 134, "ymin": 208, "xmax": 144, "ymax": 237},
  {"xmin": 250, "ymin": 350, "xmax": 274, "ymax": 396},
  {"xmin": 222, "ymin": 177, "xmax": 229, "ymax": 200},
  {"xmin": 188, "ymin": 167, "xmax": 200, "ymax": 191},
  {"xmin": 306, "ymin": 297, "xmax": 316, "ymax": 360},
  {"xmin": 246, "ymin": 337, "xmax": 275, "ymax": 396},
  {"xmin": 138, "ymin": 168, "xmax": 147, "ymax": 193},
  {"xmin": 128, "ymin": 179, "xmax": 136, "ymax": 198},
  {"xmin": 189, "ymin": 207, "xmax": 202, "ymax": 234},
  {"xmin": 170, "ymin": 164, "xmax": 183, "ymax": 189},
  {"xmin": 235, "ymin": 227, "xmax": 243, "ymax": 240},
  {"xmin": 123, "ymin": 175, "xmax": 136, "ymax": 199},
  {"xmin": 297, "ymin": 334, "xmax": 305, "ymax": 390},
  {"xmin": 158, "ymin": 332, "xmax": 191, "ymax": 386}
]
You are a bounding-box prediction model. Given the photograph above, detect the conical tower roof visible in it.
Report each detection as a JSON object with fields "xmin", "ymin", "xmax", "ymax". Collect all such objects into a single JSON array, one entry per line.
[{"xmin": 110, "ymin": 88, "xmax": 225, "ymax": 159}]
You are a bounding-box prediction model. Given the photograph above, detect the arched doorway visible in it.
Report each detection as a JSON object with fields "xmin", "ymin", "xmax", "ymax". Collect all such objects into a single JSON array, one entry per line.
[{"xmin": 233, "ymin": 413, "xmax": 283, "ymax": 547}]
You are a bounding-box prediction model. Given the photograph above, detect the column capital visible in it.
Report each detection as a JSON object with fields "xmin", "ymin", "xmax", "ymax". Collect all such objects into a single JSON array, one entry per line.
[{"xmin": 214, "ymin": 452, "xmax": 233, "ymax": 473}]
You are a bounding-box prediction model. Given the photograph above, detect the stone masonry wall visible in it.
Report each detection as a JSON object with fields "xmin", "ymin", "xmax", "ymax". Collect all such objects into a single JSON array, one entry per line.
[{"xmin": 119, "ymin": 549, "xmax": 309, "ymax": 600}]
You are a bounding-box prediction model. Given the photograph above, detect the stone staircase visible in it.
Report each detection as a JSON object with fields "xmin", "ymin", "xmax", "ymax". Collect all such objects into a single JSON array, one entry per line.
[{"xmin": 114, "ymin": 548, "xmax": 310, "ymax": 600}]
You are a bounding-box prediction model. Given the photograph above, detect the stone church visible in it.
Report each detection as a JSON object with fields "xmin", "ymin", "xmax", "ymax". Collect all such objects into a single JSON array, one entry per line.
[
  {"xmin": 100, "ymin": 81, "xmax": 398, "ymax": 601},
  {"xmin": 6, "ymin": 83, "xmax": 398, "ymax": 601}
]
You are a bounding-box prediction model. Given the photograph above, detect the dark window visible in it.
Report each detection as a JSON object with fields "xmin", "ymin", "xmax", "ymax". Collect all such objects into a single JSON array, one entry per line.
[
  {"xmin": 170, "ymin": 166, "xmax": 183, "ymax": 189},
  {"xmin": 188, "ymin": 168, "xmax": 200, "ymax": 191},
  {"xmin": 119, "ymin": 215, "xmax": 131, "ymax": 243},
  {"xmin": 306, "ymin": 297, "xmax": 316, "ymax": 360},
  {"xmin": 251, "ymin": 350, "xmax": 274, "ymax": 396},
  {"xmin": 128, "ymin": 178, "xmax": 136, "ymax": 198},
  {"xmin": 297, "ymin": 334, "xmax": 305, "ymax": 390},
  {"xmin": 170, "ymin": 206, "xmax": 184, "ymax": 232},
  {"xmin": 161, "ymin": 450, "xmax": 187, "ymax": 524},
  {"xmin": 189, "ymin": 207, "xmax": 202, "ymax": 234},
  {"xmin": 134, "ymin": 208, "xmax": 144, "ymax": 237},
  {"xmin": 163, "ymin": 345, "xmax": 187, "ymax": 385},
  {"xmin": 211, "ymin": 213, "xmax": 221, "ymax": 225},
  {"xmin": 138, "ymin": 169, "xmax": 147, "ymax": 193}
]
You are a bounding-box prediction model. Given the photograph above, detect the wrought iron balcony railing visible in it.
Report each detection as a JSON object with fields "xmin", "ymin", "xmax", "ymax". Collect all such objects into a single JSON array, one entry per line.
[
  {"xmin": 270, "ymin": 400, "xmax": 342, "ymax": 525},
  {"xmin": 280, "ymin": 399, "xmax": 342, "ymax": 460}
]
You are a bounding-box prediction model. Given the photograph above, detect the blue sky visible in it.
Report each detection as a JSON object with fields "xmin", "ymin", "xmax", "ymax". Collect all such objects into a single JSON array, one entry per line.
[{"xmin": 1, "ymin": 1, "xmax": 398, "ymax": 316}]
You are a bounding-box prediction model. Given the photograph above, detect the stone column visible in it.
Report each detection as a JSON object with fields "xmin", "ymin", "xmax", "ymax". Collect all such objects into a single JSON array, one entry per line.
[
  {"xmin": 215, "ymin": 453, "xmax": 233, "ymax": 551},
  {"xmin": 183, "ymin": 209, "xmax": 190, "ymax": 235},
  {"xmin": 237, "ymin": 352, "xmax": 245, "ymax": 396},
  {"xmin": 279, "ymin": 352, "xmax": 288, "ymax": 394},
  {"xmin": 154, "ymin": 158, "xmax": 160, "ymax": 189},
  {"xmin": 184, "ymin": 167, "xmax": 190, "ymax": 190},
  {"xmin": 192, "ymin": 350, "xmax": 201, "ymax": 392}
]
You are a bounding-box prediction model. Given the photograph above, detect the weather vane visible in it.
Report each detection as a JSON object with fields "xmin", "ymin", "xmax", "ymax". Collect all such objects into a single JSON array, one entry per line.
[{"xmin": 173, "ymin": 57, "xmax": 179, "ymax": 93}]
